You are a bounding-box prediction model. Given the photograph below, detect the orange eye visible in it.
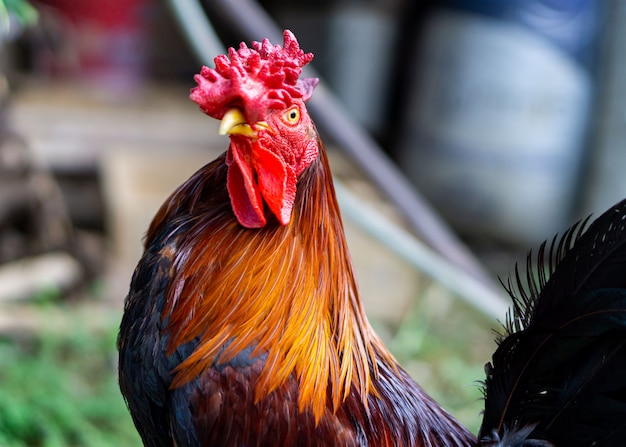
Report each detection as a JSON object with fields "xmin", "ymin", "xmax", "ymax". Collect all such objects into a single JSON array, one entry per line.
[{"xmin": 284, "ymin": 107, "xmax": 300, "ymax": 124}]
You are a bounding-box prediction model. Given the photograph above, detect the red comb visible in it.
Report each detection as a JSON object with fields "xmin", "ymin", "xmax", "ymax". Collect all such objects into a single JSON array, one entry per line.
[{"xmin": 190, "ymin": 30, "xmax": 318, "ymax": 124}]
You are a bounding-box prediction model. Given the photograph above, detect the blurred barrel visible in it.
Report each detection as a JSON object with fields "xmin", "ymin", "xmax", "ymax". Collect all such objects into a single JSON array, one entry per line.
[{"xmin": 398, "ymin": 0, "xmax": 602, "ymax": 245}]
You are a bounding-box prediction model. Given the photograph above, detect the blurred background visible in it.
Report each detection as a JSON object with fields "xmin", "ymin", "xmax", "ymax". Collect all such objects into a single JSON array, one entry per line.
[{"xmin": 0, "ymin": 0, "xmax": 624, "ymax": 444}]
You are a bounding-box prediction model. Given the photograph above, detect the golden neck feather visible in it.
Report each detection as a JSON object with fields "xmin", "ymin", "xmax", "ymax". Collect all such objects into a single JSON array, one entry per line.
[{"xmin": 160, "ymin": 147, "xmax": 393, "ymax": 422}]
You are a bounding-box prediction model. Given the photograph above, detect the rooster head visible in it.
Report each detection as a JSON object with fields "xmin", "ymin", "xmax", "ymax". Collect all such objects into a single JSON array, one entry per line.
[{"xmin": 190, "ymin": 30, "xmax": 319, "ymax": 228}]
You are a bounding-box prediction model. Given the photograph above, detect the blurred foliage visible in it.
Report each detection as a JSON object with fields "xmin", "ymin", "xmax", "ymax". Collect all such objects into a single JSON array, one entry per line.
[
  {"xmin": 390, "ymin": 282, "xmax": 497, "ymax": 435},
  {"xmin": 0, "ymin": 313, "xmax": 140, "ymax": 447},
  {"xmin": 0, "ymin": 0, "xmax": 37, "ymax": 35}
]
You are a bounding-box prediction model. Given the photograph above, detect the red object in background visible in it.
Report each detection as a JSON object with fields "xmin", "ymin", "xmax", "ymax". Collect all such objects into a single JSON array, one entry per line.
[
  {"xmin": 43, "ymin": 0, "xmax": 152, "ymax": 96},
  {"xmin": 44, "ymin": 0, "xmax": 147, "ymax": 27}
]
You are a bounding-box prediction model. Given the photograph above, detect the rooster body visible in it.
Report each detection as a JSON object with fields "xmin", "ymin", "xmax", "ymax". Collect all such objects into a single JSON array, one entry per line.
[
  {"xmin": 119, "ymin": 30, "xmax": 626, "ymax": 447},
  {"xmin": 119, "ymin": 151, "xmax": 472, "ymax": 446}
]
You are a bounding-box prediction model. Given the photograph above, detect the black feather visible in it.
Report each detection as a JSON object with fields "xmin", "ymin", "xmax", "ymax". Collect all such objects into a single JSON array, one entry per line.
[
  {"xmin": 118, "ymin": 220, "xmax": 201, "ymax": 447},
  {"xmin": 480, "ymin": 198, "xmax": 626, "ymax": 446}
]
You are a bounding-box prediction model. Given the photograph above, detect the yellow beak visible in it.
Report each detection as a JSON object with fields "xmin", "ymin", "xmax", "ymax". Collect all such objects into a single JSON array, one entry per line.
[{"xmin": 219, "ymin": 108, "xmax": 269, "ymax": 137}]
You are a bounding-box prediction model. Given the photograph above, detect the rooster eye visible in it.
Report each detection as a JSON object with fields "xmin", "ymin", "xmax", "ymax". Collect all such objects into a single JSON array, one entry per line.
[{"xmin": 284, "ymin": 107, "xmax": 300, "ymax": 124}]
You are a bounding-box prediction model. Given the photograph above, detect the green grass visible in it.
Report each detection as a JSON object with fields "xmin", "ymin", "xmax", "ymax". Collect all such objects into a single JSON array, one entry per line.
[
  {"xmin": 0, "ymin": 308, "xmax": 140, "ymax": 447},
  {"xmin": 388, "ymin": 282, "xmax": 497, "ymax": 435}
]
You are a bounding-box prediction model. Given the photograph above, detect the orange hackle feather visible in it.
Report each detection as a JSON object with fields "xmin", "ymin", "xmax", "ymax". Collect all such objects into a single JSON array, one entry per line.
[{"xmin": 147, "ymin": 147, "xmax": 394, "ymax": 422}]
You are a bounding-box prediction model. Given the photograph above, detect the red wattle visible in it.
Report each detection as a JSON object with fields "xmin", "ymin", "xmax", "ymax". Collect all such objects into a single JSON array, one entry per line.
[
  {"xmin": 226, "ymin": 144, "xmax": 266, "ymax": 228},
  {"xmin": 253, "ymin": 145, "xmax": 297, "ymax": 226}
]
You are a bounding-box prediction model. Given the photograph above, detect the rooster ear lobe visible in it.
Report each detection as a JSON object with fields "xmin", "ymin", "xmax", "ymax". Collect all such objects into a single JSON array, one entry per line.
[{"xmin": 298, "ymin": 78, "xmax": 319, "ymax": 103}]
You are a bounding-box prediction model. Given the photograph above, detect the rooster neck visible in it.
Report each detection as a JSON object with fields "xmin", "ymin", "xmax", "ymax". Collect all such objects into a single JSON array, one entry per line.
[{"xmin": 155, "ymin": 145, "xmax": 393, "ymax": 422}]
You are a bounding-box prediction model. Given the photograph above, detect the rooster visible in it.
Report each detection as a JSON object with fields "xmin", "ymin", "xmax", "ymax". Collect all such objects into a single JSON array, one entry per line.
[
  {"xmin": 118, "ymin": 30, "xmax": 626, "ymax": 446},
  {"xmin": 118, "ymin": 30, "xmax": 472, "ymax": 446}
]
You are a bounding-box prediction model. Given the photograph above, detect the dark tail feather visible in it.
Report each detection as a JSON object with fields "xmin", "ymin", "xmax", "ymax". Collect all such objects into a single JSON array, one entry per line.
[{"xmin": 480, "ymin": 199, "xmax": 626, "ymax": 446}]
